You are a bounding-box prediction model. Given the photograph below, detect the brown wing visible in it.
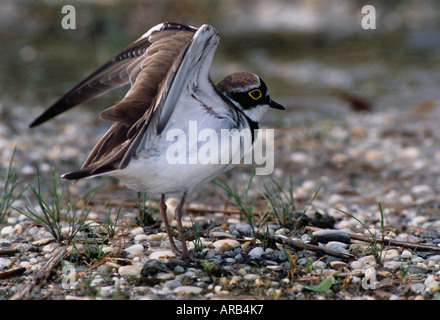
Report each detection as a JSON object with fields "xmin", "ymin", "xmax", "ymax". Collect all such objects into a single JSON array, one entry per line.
[
  {"xmin": 58, "ymin": 24, "xmax": 199, "ymax": 179},
  {"xmin": 29, "ymin": 22, "xmax": 196, "ymax": 127}
]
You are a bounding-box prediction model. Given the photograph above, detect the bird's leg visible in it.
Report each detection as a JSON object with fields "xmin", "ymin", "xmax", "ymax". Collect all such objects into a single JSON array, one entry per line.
[
  {"xmin": 159, "ymin": 194, "xmax": 181, "ymax": 256},
  {"xmin": 174, "ymin": 193, "xmax": 188, "ymax": 259}
]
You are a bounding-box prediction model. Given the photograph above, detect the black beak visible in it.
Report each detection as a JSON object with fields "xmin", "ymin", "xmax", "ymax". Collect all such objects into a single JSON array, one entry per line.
[{"xmin": 268, "ymin": 99, "xmax": 285, "ymax": 110}]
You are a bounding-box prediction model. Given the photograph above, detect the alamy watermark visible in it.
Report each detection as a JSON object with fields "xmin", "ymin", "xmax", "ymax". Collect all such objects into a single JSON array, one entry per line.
[
  {"xmin": 62, "ymin": 4, "xmax": 377, "ymax": 31},
  {"xmin": 61, "ymin": 5, "xmax": 76, "ymax": 30},
  {"xmin": 361, "ymin": 5, "xmax": 376, "ymax": 30},
  {"xmin": 361, "ymin": 266, "xmax": 377, "ymax": 290},
  {"xmin": 61, "ymin": 264, "xmax": 78, "ymax": 290}
]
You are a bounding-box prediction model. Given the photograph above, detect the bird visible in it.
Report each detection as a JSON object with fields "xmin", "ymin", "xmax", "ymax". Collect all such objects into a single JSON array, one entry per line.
[{"xmin": 30, "ymin": 22, "xmax": 284, "ymax": 260}]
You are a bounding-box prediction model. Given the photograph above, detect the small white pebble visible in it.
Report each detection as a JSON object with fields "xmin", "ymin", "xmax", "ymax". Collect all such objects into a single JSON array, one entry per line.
[
  {"xmin": 1, "ymin": 226, "xmax": 13, "ymax": 235},
  {"xmin": 131, "ymin": 227, "xmax": 145, "ymax": 236},
  {"xmin": 118, "ymin": 265, "xmax": 142, "ymax": 279},
  {"xmin": 125, "ymin": 244, "xmax": 144, "ymax": 254},
  {"xmin": 401, "ymin": 250, "xmax": 413, "ymax": 259},
  {"xmin": 248, "ymin": 247, "xmax": 264, "ymax": 258}
]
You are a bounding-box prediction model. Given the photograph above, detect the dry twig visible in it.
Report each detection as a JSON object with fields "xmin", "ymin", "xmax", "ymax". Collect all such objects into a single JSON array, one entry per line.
[
  {"xmin": 256, "ymin": 231, "xmax": 356, "ymax": 261},
  {"xmin": 9, "ymin": 246, "xmax": 68, "ymax": 300},
  {"xmin": 305, "ymin": 226, "xmax": 440, "ymax": 252},
  {"xmin": 0, "ymin": 267, "xmax": 26, "ymax": 280}
]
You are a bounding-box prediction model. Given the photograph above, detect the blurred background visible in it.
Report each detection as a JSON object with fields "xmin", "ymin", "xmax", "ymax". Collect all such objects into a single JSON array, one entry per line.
[
  {"xmin": 0, "ymin": 0, "xmax": 439, "ymax": 226},
  {"xmin": 1, "ymin": 0, "xmax": 440, "ymax": 196},
  {"xmin": 1, "ymin": 0, "xmax": 439, "ymax": 123}
]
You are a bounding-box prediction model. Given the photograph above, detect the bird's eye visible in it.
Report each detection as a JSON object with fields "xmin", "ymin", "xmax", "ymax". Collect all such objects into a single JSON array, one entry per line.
[{"xmin": 248, "ymin": 89, "xmax": 262, "ymax": 100}]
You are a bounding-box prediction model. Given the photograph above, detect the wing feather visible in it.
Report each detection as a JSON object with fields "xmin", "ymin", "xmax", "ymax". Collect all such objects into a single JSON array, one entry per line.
[
  {"xmin": 29, "ymin": 22, "xmax": 196, "ymax": 127},
  {"xmin": 61, "ymin": 24, "xmax": 221, "ymax": 179}
]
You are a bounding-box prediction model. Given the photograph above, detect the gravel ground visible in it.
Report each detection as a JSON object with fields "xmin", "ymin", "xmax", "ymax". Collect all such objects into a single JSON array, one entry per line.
[{"xmin": 1, "ymin": 97, "xmax": 440, "ymax": 302}]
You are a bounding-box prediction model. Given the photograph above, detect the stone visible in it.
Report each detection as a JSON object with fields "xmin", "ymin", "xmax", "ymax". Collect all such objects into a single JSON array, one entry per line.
[
  {"xmin": 118, "ymin": 265, "xmax": 142, "ymax": 279},
  {"xmin": 383, "ymin": 249, "xmax": 399, "ymax": 260},
  {"xmin": 1, "ymin": 226, "xmax": 13, "ymax": 235},
  {"xmin": 427, "ymin": 255, "xmax": 440, "ymax": 262},
  {"xmin": 349, "ymin": 261, "xmax": 364, "ymax": 270},
  {"xmin": 325, "ymin": 242, "xmax": 350, "ymax": 254},
  {"xmin": 358, "ymin": 255, "xmax": 377, "ymax": 265},
  {"xmin": 146, "ymin": 232, "xmax": 168, "ymax": 241},
  {"xmin": 230, "ymin": 222, "xmax": 252, "ymax": 237},
  {"xmin": 244, "ymin": 274, "xmax": 260, "ymax": 281},
  {"xmin": 313, "ymin": 229, "xmax": 350, "ymax": 244},
  {"xmin": 329, "ymin": 261, "xmax": 348, "ymax": 270},
  {"xmin": 326, "ymin": 241, "xmax": 349, "ymax": 248},
  {"xmin": 208, "ymin": 231, "xmax": 234, "ymax": 238},
  {"xmin": 401, "ymin": 250, "xmax": 413, "ymax": 259},
  {"xmin": 130, "ymin": 227, "xmax": 144, "ymax": 236},
  {"xmin": 410, "ymin": 283, "xmax": 425, "ymax": 294},
  {"xmin": 424, "ymin": 275, "xmax": 440, "ymax": 292},
  {"xmin": 0, "ymin": 257, "xmax": 12, "ymax": 269},
  {"xmin": 125, "ymin": 244, "xmax": 144, "ymax": 255},
  {"xmin": 212, "ymin": 239, "xmax": 240, "ymax": 252},
  {"xmin": 383, "ymin": 261, "xmax": 401, "ymax": 272},
  {"xmin": 407, "ymin": 265, "xmax": 429, "ymax": 275},
  {"xmin": 173, "ymin": 286, "xmax": 203, "ymax": 295},
  {"xmin": 275, "ymin": 228, "xmax": 290, "ymax": 236},
  {"xmin": 31, "ymin": 238, "xmax": 54, "ymax": 246},
  {"xmin": 174, "ymin": 265, "xmax": 185, "ymax": 274},
  {"xmin": 42, "ymin": 242, "xmax": 58, "ymax": 253},
  {"xmin": 142, "ymin": 259, "xmax": 168, "ymax": 277},
  {"xmin": 134, "ymin": 234, "xmax": 149, "ymax": 242},
  {"xmin": 248, "ymin": 247, "xmax": 264, "ymax": 258},
  {"xmin": 165, "ymin": 198, "xmax": 179, "ymax": 220},
  {"xmin": 349, "ymin": 243, "xmax": 371, "ymax": 256},
  {"xmin": 427, "ymin": 260, "xmax": 437, "ymax": 267},
  {"xmin": 149, "ymin": 250, "xmax": 176, "ymax": 260}
]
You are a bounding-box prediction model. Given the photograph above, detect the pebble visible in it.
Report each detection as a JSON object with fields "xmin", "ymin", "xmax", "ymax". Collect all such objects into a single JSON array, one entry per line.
[
  {"xmin": 1, "ymin": 226, "xmax": 14, "ymax": 236},
  {"xmin": 208, "ymin": 231, "xmax": 234, "ymax": 238},
  {"xmin": 427, "ymin": 260, "xmax": 436, "ymax": 267},
  {"xmin": 146, "ymin": 233, "xmax": 168, "ymax": 241},
  {"xmin": 243, "ymin": 274, "xmax": 260, "ymax": 281},
  {"xmin": 134, "ymin": 234, "xmax": 149, "ymax": 242},
  {"xmin": 427, "ymin": 255, "xmax": 440, "ymax": 262},
  {"xmin": 149, "ymin": 250, "xmax": 176, "ymax": 260},
  {"xmin": 313, "ymin": 229, "xmax": 350, "ymax": 244},
  {"xmin": 174, "ymin": 286, "xmax": 203, "ymax": 295},
  {"xmin": 118, "ymin": 265, "xmax": 143, "ymax": 279},
  {"xmin": 329, "ymin": 261, "xmax": 348, "ymax": 270},
  {"xmin": 410, "ymin": 283, "xmax": 425, "ymax": 294},
  {"xmin": 212, "ymin": 239, "xmax": 240, "ymax": 252},
  {"xmin": 0, "ymin": 257, "xmax": 12, "ymax": 268},
  {"xmin": 349, "ymin": 260, "xmax": 364, "ymax": 270},
  {"xmin": 42, "ymin": 242, "xmax": 58, "ymax": 253},
  {"xmin": 384, "ymin": 261, "xmax": 401, "ymax": 272},
  {"xmin": 130, "ymin": 227, "xmax": 145, "ymax": 236},
  {"xmin": 125, "ymin": 244, "xmax": 144, "ymax": 255},
  {"xmin": 358, "ymin": 255, "xmax": 377, "ymax": 265},
  {"xmin": 401, "ymin": 250, "xmax": 413, "ymax": 259},
  {"xmin": 173, "ymin": 265, "xmax": 185, "ymax": 274},
  {"xmin": 384, "ymin": 249, "xmax": 400, "ymax": 260},
  {"xmin": 230, "ymin": 222, "xmax": 252, "ymax": 237},
  {"xmin": 407, "ymin": 265, "xmax": 429, "ymax": 275},
  {"xmin": 325, "ymin": 242, "xmax": 350, "ymax": 254},
  {"xmin": 165, "ymin": 198, "xmax": 179, "ymax": 220},
  {"xmin": 248, "ymin": 247, "xmax": 264, "ymax": 258},
  {"xmin": 424, "ymin": 275, "xmax": 440, "ymax": 293}
]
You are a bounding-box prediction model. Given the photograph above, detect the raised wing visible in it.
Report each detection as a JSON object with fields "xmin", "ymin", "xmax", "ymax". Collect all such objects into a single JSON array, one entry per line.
[
  {"xmin": 61, "ymin": 24, "xmax": 221, "ymax": 179},
  {"xmin": 29, "ymin": 22, "xmax": 197, "ymax": 127}
]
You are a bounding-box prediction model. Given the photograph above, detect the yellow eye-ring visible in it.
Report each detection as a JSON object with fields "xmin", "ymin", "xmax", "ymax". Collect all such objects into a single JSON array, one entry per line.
[{"xmin": 248, "ymin": 89, "xmax": 262, "ymax": 100}]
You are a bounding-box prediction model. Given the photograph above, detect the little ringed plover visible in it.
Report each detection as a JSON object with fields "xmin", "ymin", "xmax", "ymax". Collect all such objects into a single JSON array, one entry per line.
[{"xmin": 30, "ymin": 22, "xmax": 284, "ymax": 260}]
